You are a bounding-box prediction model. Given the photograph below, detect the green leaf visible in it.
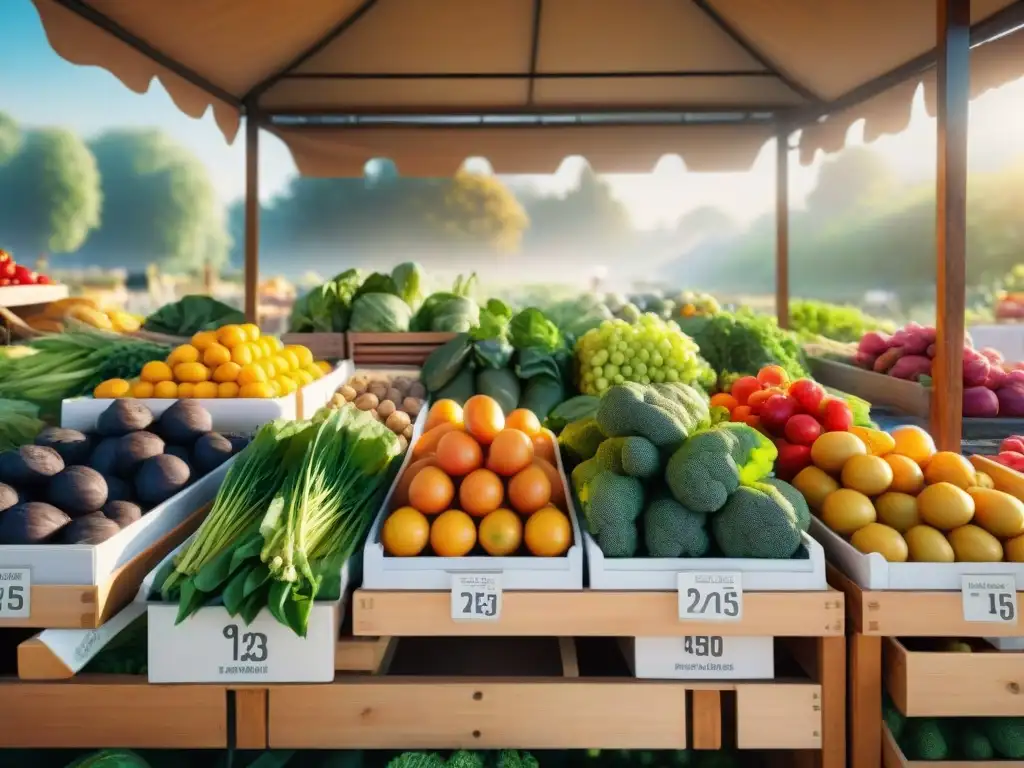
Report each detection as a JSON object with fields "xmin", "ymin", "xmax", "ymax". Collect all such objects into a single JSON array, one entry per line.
[
  {"xmin": 222, "ymin": 562, "xmax": 254, "ymax": 617},
  {"xmin": 175, "ymin": 578, "xmax": 211, "ymax": 624},
  {"xmin": 192, "ymin": 545, "xmax": 241, "ymax": 594},
  {"xmin": 509, "ymin": 307, "xmax": 563, "ymax": 352},
  {"xmin": 239, "ymin": 582, "xmax": 270, "ymax": 625}
]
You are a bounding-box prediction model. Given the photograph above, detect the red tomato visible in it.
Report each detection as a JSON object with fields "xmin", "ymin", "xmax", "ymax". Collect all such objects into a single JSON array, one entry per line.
[
  {"xmin": 744, "ymin": 414, "xmax": 762, "ymax": 430},
  {"xmin": 784, "ymin": 414, "xmax": 823, "ymax": 445},
  {"xmin": 35, "ymin": 274, "xmax": 51, "ymax": 284},
  {"xmin": 730, "ymin": 376, "xmax": 762, "ymax": 406},
  {"xmin": 822, "ymin": 399, "xmax": 853, "ymax": 432},
  {"xmin": 0, "ymin": 261, "xmax": 14, "ymax": 278},
  {"xmin": 1001, "ymin": 437, "xmax": 1024, "ymax": 454},
  {"xmin": 774, "ymin": 439, "xmax": 812, "ymax": 480},
  {"xmin": 757, "ymin": 365, "xmax": 788, "ymax": 388},
  {"xmin": 788, "ymin": 378, "xmax": 825, "ymax": 414},
  {"xmin": 0, "ymin": 278, "xmax": 9, "ymax": 286},
  {"xmin": 760, "ymin": 394, "xmax": 800, "ymax": 435},
  {"xmin": 731, "ymin": 405, "xmax": 753, "ymax": 423},
  {"xmin": 746, "ymin": 387, "xmax": 781, "ymax": 414}
]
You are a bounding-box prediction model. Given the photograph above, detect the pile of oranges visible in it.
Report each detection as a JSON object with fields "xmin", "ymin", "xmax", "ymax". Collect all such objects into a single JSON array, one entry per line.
[
  {"xmin": 381, "ymin": 395, "xmax": 574, "ymax": 558},
  {"xmin": 92, "ymin": 323, "xmax": 332, "ymax": 399}
]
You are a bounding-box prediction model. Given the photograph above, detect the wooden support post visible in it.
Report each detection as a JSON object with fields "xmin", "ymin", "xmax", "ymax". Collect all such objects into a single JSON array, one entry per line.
[
  {"xmin": 849, "ymin": 634, "xmax": 882, "ymax": 768},
  {"xmin": 691, "ymin": 690, "xmax": 723, "ymax": 750},
  {"xmin": 776, "ymin": 130, "xmax": 790, "ymax": 329},
  {"xmin": 818, "ymin": 635, "xmax": 847, "ymax": 768},
  {"xmin": 244, "ymin": 108, "xmax": 260, "ymax": 325},
  {"xmin": 233, "ymin": 689, "xmax": 268, "ymax": 750},
  {"xmin": 931, "ymin": 0, "xmax": 970, "ymax": 450}
]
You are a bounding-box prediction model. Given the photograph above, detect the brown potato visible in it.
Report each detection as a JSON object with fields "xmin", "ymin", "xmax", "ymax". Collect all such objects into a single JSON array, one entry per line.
[
  {"xmin": 338, "ymin": 385, "xmax": 357, "ymax": 402},
  {"xmin": 401, "ymin": 397, "xmax": 423, "ymax": 417},
  {"xmin": 386, "ymin": 410, "xmax": 412, "ymax": 434},
  {"xmin": 354, "ymin": 393, "xmax": 379, "ymax": 411},
  {"xmin": 377, "ymin": 400, "xmax": 397, "ymax": 419}
]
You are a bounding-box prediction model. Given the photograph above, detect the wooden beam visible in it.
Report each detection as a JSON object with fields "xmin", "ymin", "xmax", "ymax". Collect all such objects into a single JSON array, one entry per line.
[
  {"xmin": 776, "ymin": 131, "xmax": 790, "ymax": 329},
  {"xmin": 932, "ymin": 0, "xmax": 971, "ymax": 450},
  {"xmin": 244, "ymin": 112, "xmax": 260, "ymax": 324}
]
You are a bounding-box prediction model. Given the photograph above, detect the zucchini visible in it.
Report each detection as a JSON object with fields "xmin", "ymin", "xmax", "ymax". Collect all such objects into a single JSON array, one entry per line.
[
  {"xmin": 434, "ymin": 366, "xmax": 475, "ymax": 406},
  {"xmin": 420, "ymin": 333, "xmax": 473, "ymax": 392},
  {"xmin": 476, "ymin": 368, "xmax": 520, "ymax": 414}
]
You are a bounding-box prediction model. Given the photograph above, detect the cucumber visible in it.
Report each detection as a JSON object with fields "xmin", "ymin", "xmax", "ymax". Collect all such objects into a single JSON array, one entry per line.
[
  {"xmin": 476, "ymin": 368, "xmax": 520, "ymax": 414},
  {"xmin": 421, "ymin": 333, "xmax": 472, "ymax": 392},
  {"xmin": 434, "ymin": 366, "xmax": 475, "ymax": 406}
]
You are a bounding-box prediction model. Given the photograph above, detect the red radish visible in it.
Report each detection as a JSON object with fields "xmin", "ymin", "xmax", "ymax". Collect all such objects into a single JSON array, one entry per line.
[
  {"xmin": 757, "ymin": 365, "xmax": 788, "ymax": 388},
  {"xmin": 730, "ymin": 376, "xmax": 762, "ymax": 406},
  {"xmin": 760, "ymin": 394, "xmax": 799, "ymax": 434},
  {"xmin": 822, "ymin": 399, "xmax": 853, "ymax": 431},
  {"xmin": 775, "ymin": 439, "xmax": 812, "ymax": 480},
  {"xmin": 997, "ymin": 451, "xmax": 1024, "ymax": 472},
  {"xmin": 784, "ymin": 414, "xmax": 823, "ymax": 446},
  {"xmin": 788, "ymin": 378, "xmax": 825, "ymax": 414}
]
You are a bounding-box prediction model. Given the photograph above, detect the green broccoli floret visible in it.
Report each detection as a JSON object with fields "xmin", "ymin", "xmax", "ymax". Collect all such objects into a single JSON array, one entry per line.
[
  {"xmin": 711, "ymin": 482, "xmax": 803, "ymax": 559},
  {"xmin": 387, "ymin": 753, "xmax": 447, "ymax": 768},
  {"xmin": 596, "ymin": 382, "xmax": 709, "ymax": 450},
  {"xmin": 763, "ymin": 477, "xmax": 811, "ymax": 532},
  {"xmin": 595, "ymin": 436, "xmax": 661, "ymax": 478},
  {"xmin": 902, "ymin": 719, "xmax": 951, "ymax": 761},
  {"xmin": 984, "ymin": 716, "xmax": 1024, "ymax": 758},
  {"xmin": 579, "ymin": 470, "xmax": 644, "ymax": 557},
  {"xmin": 445, "ymin": 752, "xmax": 485, "ymax": 768},
  {"xmin": 643, "ymin": 495, "xmax": 709, "ymax": 557},
  {"xmin": 495, "ymin": 751, "xmax": 539, "ymax": 768},
  {"xmin": 960, "ymin": 722, "xmax": 995, "ymax": 760},
  {"xmin": 571, "ymin": 456, "xmax": 602, "ymax": 495},
  {"xmin": 558, "ymin": 416, "xmax": 606, "ymax": 466},
  {"xmin": 664, "ymin": 423, "xmax": 776, "ymax": 513}
]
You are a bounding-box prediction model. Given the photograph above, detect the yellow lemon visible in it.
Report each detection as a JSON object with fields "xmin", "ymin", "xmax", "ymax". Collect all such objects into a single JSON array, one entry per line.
[
  {"xmin": 280, "ymin": 350, "xmax": 301, "ymax": 371},
  {"xmin": 315, "ymin": 360, "xmax": 332, "ymax": 375},
  {"xmin": 240, "ymin": 382, "xmax": 274, "ymax": 399},
  {"xmin": 140, "ymin": 361, "xmax": 173, "ymax": 384},
  {"xmin": 213, "ymin": 361, "xmax": 242, "ymax": 383},
  {"xmin": 293, "ymin": 369, "xmax": 314, "ymax": 387},
  {"xmin": 217, "ymin": 324, "xmax": 247, "ymax": 348},
  {"xmin": 277, "ymin": 375, "xmax": 298, "ymax": 395},
  {"xmin": 190, "ymin": 331, "xmax": 218, "ymax": 351},
  {"xmin": 202, "ymin": 343, "xmax": 232, "ymax": 367},
  {"xmin": 153, "ymin": 381, "xmax": 178, "ymax": 398},
  {"xmin": 230, "ymin": 343, "xmax": 255, "ymax": 366},
  {"xmin": 218, "ymin": 381, "xmax": 240, "ymax": 398},
  {"xmin": 237, "ymin": 363, "xmax": 267, "ymax": 386},
  {"xmin": 304, "ymin": 364, "xmax": 324, "ymax": 380},
  {"xmin": 174, "ymin": 362, "xmax": 211, "ymax": 383},
  {"xmin": 167, "ymin": 344, "xmax": 200, "ymax": 366},
  {"xmin": 241, "ymin": 323, "xmax": 261, "ymax": 342},
  {"xmin": 259, "ymin": 359, "xmax": 277, "ymax": 378},
  {"xmin": 286, "ymin": 345, "xmax": 313, "ymax": 368}
]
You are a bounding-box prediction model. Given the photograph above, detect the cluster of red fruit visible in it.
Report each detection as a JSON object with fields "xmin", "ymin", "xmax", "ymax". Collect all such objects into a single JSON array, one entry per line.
[
  {"xmin": 993, "ymin": 436, "xmax": 1024, "ymax": 473},
  {"xmin": 710, "ymin": 364, "xmax": 856, "ymax": 481},
  {"xmin": 0, "ymin": 250, "xmax": 53, "ymax": 286}
]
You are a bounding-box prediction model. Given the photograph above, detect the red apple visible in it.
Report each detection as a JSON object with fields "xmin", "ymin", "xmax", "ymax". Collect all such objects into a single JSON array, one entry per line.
[
  {"xmin": 760, "ymin": 394, "xmax": 800, "ymax": 435},
  {"xmin": 788, "ymin": 378, "xmax": 825, "ymax": 414},
  {"xmin": 785, "ymin": 414, "xmax": 824, "ymax": 446}
]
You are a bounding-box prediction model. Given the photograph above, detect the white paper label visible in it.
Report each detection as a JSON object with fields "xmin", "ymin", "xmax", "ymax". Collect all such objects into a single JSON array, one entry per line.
[
  {"xmin": 962, "ymin": 574, "xmax": 1017, "ymax": 624},
  {"xmin": 631, "ymin": 635, "xmax": 774, "ymax": 680},
  {"xmin": 0, "ymin": 568, "xmax": 30, "ymax": 618},
  {"xmin": 678, "ymin": 572, "xmax": 742, "ymax": 621},
  {"xmin": 451, "ymin": 573, "xmax": 502, "ymax": 621}
]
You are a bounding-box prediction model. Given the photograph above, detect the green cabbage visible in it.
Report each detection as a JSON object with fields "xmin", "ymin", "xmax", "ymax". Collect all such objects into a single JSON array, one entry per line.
[
  {"xmin": 432, "ymin": 296, "xmax": 480, "ymax": 332},
  {"xmin": 348, "ymin": 293, "xmax": 413, "ymax": 332}
]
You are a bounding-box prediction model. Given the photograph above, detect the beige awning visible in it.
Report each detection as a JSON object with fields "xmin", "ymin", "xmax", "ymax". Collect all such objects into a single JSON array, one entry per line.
[{"xmin": 31, "ymin": 0, "xmax": 1024, "ymax": 173}]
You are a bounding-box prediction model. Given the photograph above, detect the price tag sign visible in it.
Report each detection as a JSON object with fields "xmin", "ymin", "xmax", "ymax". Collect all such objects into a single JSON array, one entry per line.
[
  {"xmin": 451, "ymin": 573, "xmax": 502, "ymax": 621},
  {"xmin": 678, "ymin": 572, "xmax": 742, "ymax": 621},
  {"xmin": 0, "ymin": 568, "xmax": 30, "ymax": 619},
  {"xmin": 962, "ymin": 575, "xmax": 1018, "ymax": 624},
  {"xmin": 631, "ymin": 635, "xmax": 774, "ymax": 679}
]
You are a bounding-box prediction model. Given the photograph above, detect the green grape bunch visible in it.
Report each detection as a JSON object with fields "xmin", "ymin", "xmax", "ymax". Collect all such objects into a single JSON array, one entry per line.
[{"xmin": 574, "ymin": 314, "xmax": 715, "ymax": 396}]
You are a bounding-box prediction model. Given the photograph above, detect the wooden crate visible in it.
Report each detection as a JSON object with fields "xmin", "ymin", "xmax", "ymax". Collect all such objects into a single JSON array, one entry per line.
[
  {"xmin": 280, "ymin": 332, "xmax": 348, "ymax": 360},
  {"xmin": 0, "ymin": 502, "xmax": 207, "ymax": 630},
  {"xmin": 347, "ymin": 332, "xmax": 456, "ymax": 366},
  {"xmin": 808, "ymin": 357, "xmax": 931, "ymax": 419},
  {"xmin": 0, "ymin": 675, "xmax": 229, "ymax": 748},
  {"xmin": 884, "ymin": 637, "xmax": 1024, "ymax": 717},
  {"xmin": 882, "ymin": 724, "xmax": 1024, "ymax": 768}
]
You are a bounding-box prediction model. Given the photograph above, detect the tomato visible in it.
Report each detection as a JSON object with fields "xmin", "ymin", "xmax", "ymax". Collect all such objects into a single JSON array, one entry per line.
[
  {"xmin": 784, "ymin": 414, "xmax": 823, "ymax": 446},
  {"xmin": 731, "ymin": 405, "xmax": 753, "ymax": 423},
  {"xmin": 0, "ymin": 279, "xmax": 9, "ymax": 286},
  {"xmin": 774, "ymin": 439, "xmax": 812, "ymax": 480},
  {"xmin": 730, "ymin": 376, "xmax": 762, "ymax": 406},
  {"xmin": 9, "ymin": 278, "xmax": 20, "ymax": 285},
  {"xmin": 35, "ymin": 274, "xmax": 51, "ymax": 284},
  {"xmin": 822, "ymin": 398, "xmax": 853, "ymax": 432},
  {"xmin": 0, "ymin": 261, "xmax": 14, "ymax": 278},
  {"xmin": 746, "ymin": 387, "xmax": 781, "ymax": 414},
  {"xmin": 709, "ymin": 392, "xmax": 739, "ymax": 412},
  {"xmin": 757, "ymin": 365, "xmax": 788, "ymax": 388},
  {"xmin": 760, "ymin": 394, "xmax": 800, "ymax": 435},
  {"xmin": 788, "ymin": 378, "xmax": 825, "ymax": 414}
]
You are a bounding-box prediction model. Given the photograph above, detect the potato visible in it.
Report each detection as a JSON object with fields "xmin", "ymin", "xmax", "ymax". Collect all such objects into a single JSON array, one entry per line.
[
  {"xmin": 384, "ymin": 387, "xmax": 403, "ymax": 405},
  {"xmin": 330, "ymin": 393, "xmax": 347, "ymax": 409},
  {"xmin": 393, "ymin": 376, "xmax": 412, "ymax": 393},
  {"xmin": 368, "ymin": 381, "xmax": 389, "ymax": 400},
  {"xmin": 397, "ymin": 434, "xmax": 409, "ymax": 452},
  {"xmin": 338, "ymin": 385, "xmax": 357, "ymax": 402},
  {"xmin": 402, "ymin": 424, "xmax": 414, "ymax": 440},
  {"xmin": 348, "ymin": 375, "xmax": 370, "ymax": 395},
  {"xmin": 386, "ymin": 410, "xmax": 412, "ymax": 435},
  {"xmin": 401, "ymin": 397, "xmax": 423, "ymax": 417},
  {"xmin": 408, "ymin": 381, "xmax": 426, "ymax": 399},
  {"xmin": 377, "ymin": 400, "xmax": 397, "ymax": 419},
  {"xmin": 354, "ymin": 393, "xmax": 379, "ymax": 411}
]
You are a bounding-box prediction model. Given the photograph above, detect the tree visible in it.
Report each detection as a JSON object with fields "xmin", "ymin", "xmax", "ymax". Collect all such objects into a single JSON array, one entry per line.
[
  {"xmin": 806, "ymin": 146, "xmax": 897, "ymax": 219},
  {"xmin": 80, "ymin": 130, "xmax": 229, "ymax": 271},
  {"xmin": 0, "ymin": 128, "xmax": 101, "ymax": 257},
  {"xmin": 420, "ymin": 171, "xmax": 528, "ymax": 251},
  {"xmin": 0, "ymin": 112, "xmax": 20, "ymax": 165}
]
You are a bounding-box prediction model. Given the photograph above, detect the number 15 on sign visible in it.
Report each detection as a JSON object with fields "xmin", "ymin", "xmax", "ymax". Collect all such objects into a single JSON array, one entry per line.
[
  {"xmin": 962, "ymin": 575, "xmax": 1017, "ymax": 624},
  {"xmin": 678, "ymin": 572, "xmax": 742, "ymax": 621}
]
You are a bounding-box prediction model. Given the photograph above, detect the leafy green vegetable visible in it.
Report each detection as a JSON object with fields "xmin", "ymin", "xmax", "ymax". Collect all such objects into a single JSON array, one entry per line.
[
  {"xmin": 355, "ymin": 272, "xmax": 401, "ymax": 299},
  {"xmin": 543, "ymin": 395, "xmax": 600, "ymax": 434},
  {"xmin": 472, "ymin": 299, "xmax": 513, "ymax": 342},
  {"xmin": 349, "ymin": 293, "xmax": 413, "ymax": 332},
  {"xmin": 452, "ymin": 272, "xmax": 478, "ymax": 298},
  {"xmin": 390, "ymin": 262, "xmax": 425, "ymax": 310},
  {"xmin": 288, "ymin": 269, "xmax": 362, "ymax": 333},
  {"xmin": 432, "ymin": 296, "xmax": 480, "ymax": 332},
  {"xmin": 421, "ymin": 333, "xmax": 473, "ymax": 391},
  {"xmin": 678, "ymin": 310, "xmax": 809, "ymax": 381},
  {"xmin": 0, "ymin": 399, "xmax": 44, "ymax": 451},
  {"xmin": 509, "ymin": 308, "xmax": 563, "ymax": 352},
  {"xmin": 143, "ymin": 294, "xmax": 244, "ymax": 336},
  {"xmin": 473, "ymin": 339, "xmax": 514, "ymax": 369},
  {"xmin": 411, "ymin": 292, "xmax": 460, "ymax": 331}
]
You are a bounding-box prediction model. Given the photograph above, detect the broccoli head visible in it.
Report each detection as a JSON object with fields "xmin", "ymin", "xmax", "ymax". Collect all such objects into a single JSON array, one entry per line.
[
  {"xmin": 446, "ymin": 752, "xmax": 485, "ymax": 768},
  {"xmin": 762, "ymin": 477, "xmax": 811, "ymax": 532},
  {"xmin": 386, "ymin": 754, "xmax": 447, "ymax": 768},
  {"xmin": 579, "ymin": 470, "xmax": 644, "ymax": 557},
  {"xmin": 984, "ymin": 717, "xmax": 1024, "ymax": 759},
  {"xmin": 711, "ymin": 482, "xmax": 803, "ymax": 559},
  {"xmin": 643, "ymin": 495, "xmax": 709, "ymax": 558},
  {"xmin": 665, "ymin": 423, "xmax": 776, "ymax": 513},
  {"xmin": 595, "ymin": 436, "xmax": 662, "ymax": 478},
  {"xmin": 596, "ymin": 382, "xmax": 709, "ymax": 450},
  {"xmin": 496, "ymin": 752, "xmax": 539, "ymax": 768},
  {"xmin": 902, "ymin": 719, "xmax": 952, "ymax": 761},
  {"xmin": 558, "ymin": 416, "xmax": 605, "ymax": 467}
]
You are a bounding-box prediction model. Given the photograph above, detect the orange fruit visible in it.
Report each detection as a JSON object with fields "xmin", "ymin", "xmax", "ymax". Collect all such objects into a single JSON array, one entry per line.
[
  {"xmin": 153, "ymin": 380, "xmax": 178, "ymax": 399},
  {"xmin": 479, "ymin": 508, "xmax": 523, "ymax": 556},
  {"xmin": 412, "ymin": 422, "xmax": 464, "ymax": 459},
  {"xmin": 190, "ymin": 331, "xmax": 218, "ymax": 351},
  {"xmin": 237, "ymin": 363, "xmax": 268, "ymax": 387},
  {"xmin": 174, "ymin": 362, "xmax": 211, "ymax": 383},
  {"xmin": 382, "ymin": 506, "xmax": 430, "ymax": 557},
  {"xmin": 885, "ymin": 453, "xmax": 926, "ymax": 494},
  {"xmin": 923, "ymin": 451, "xmax": 977, "ymax": 490},
  {"xmin": 430, "ymin": 509, "xmax": 477, "ymax": 557},
  {"xmin": 193, "ymin": 381, "xmax": 218, "ymax": 399},
  {"xmin": 231, "ymin": 343, "xmax": 255, "ymax": 366},
  {"xmin": 425, "ymin": 399, "xmax": 464, "ymax": 432},
  {"xmin": 531, "ymin": 458, "xmax": 566, "ymax": 510},
  {"xmin": 177, "ymin": 382, "xmax": 196, "ymax": 398},
  {"xmin": 486, "ymin": 429, "xmax": 535, "ymax": 476},
  {"xmin": 391, "ymin": 457, "xmax": 439, "ymax": 509},
  {"xmin": 463, "ymin": 395, "xmax": 505, "ymax": 446},
  {"xmin": 508, "ymin": 464, "xmax": 552, "ymax": 515},
  {"xmin": 218, "ymin": 381, "xmax": 240, "ymax": 398},
  {"xmin": 435, "ymin": 430, "xmax": 484, "ymax": 477},
  {"xmin": 203, "ymin": 343, "xmax": 232, "ymax": 367},
  {"xmin": 140, "ymin": 361, "xmax": 173, "ymax": 384},
  {"xmin": 505, "ymin": 408, "xmax": 542, "ymax": 437},
  {"xmin": 891, "ymin": 425, "xmax": 937, "ymax": 467},
  {"xmin": 408, "ymin": 466, "xmax": 455, "ymax": 515},
  {"xmin": 841, "ymin": 454, "xmax": 894, "ymax": 496},
  {"xmin": 217, "ymin": 324, "xmax": 247, "ymax": 348},
  {"xmin": 240, "ymin": 323, "xmax": 261, "ymax": 342},
  {"xmin": 131, "ymin": 381, "xmax": 154, "ymax": 398},
  {"xmin": 459, "ymin": 468, "xmax": 505, "ymax": 517},
  {"xmin": 532, "ymin": 429, "xmax": 557, "ymax": 464},
  {"xmin": 167, "ymin": 344, "xmax": 200, "ymax": 366},
  {"xmin": 213, "ymin": 361, "xmax": 242, "ymax": 383},
  {"xmin": 524, "ymin": 506, "xmax": 572, "ymax": 557}
]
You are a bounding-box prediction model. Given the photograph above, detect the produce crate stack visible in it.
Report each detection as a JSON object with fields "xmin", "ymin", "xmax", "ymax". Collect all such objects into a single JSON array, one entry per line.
[{"xmin": 347, "ymin": 331, "xmax": 457, "ymax": 367}]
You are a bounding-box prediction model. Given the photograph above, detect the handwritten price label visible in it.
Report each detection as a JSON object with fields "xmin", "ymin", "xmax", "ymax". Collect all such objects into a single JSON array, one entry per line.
[{"xmin": 678, "ymin": 572, "xmax": 743, "ymax": 622}]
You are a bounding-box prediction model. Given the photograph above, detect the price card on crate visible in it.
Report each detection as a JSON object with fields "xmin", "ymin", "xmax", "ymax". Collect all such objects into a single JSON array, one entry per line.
[
  {"xmin": 630, "ymin": 635, "xmax": 774, "ymax": 680},
  {"xmin": 961, "ymin": 575, "xmax": 1018, "ymax": 625},
  {"xmin": 0, "ymin": 568, "xmax": 30, "ymax": 619},
  {"xmin": 147, "ymin": 600, "xmax": 338, "ymax": 683},
  {"xmin": 678, "ymin": 572, "xmax": 742, "ymax": 621},
  {"xmin": 451, "ymin": 573, "xmax": 502, "ymax": 621}
]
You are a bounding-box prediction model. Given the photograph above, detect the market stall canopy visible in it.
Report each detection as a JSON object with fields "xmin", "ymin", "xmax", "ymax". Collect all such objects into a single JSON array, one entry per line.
[{"xmin": 32, "ymin": 0, "xmax": 1024, "ymax": 174}]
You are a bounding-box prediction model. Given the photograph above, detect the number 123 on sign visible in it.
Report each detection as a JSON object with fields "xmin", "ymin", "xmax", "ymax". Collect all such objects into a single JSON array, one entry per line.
[{"xmin": 678, "ymin": 572, "xmax": 743, "ymax": 621}]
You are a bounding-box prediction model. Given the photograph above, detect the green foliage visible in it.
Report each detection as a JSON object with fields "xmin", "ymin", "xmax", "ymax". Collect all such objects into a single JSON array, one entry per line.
[
  {"xmin": 422, "ymin": 171, "xmax": 529, "ymax": 252},
  {"xmin": 0, "ymin": 111, "xmax": 21, "ymax": 165},
  {"xmin": 144, "ymin": 294, "xmax": 245, "ymax": 335},
  {"xmin": 788, "ymin": 299, "xmax": 895, "ymax": 343},
  {"xmin": 711, "ymin": 482, "xmax": 804, "ymax": 559},
  {"xmin": 348, "ymin": 293, "xmax": 413, "ymax": 332},
  {"xmin": 0, "ymin": 128, "xmax": 101, "ymax": 255},
  {"xmin": 543, "ymin": 395, "xmax": 600, "ymax": 435},
  {"xmin": 288, "ymin": 269, "xmax": 363, "ymax": 333},
  {"xmin": 678, "ymin": 311, "xmax": 808, "ymax": 381}
]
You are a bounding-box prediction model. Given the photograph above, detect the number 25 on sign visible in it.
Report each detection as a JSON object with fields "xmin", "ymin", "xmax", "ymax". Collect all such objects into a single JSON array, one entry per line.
[{"xmin": 678, "ymin": 572, "xmax": 743, "ymax": 621}]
